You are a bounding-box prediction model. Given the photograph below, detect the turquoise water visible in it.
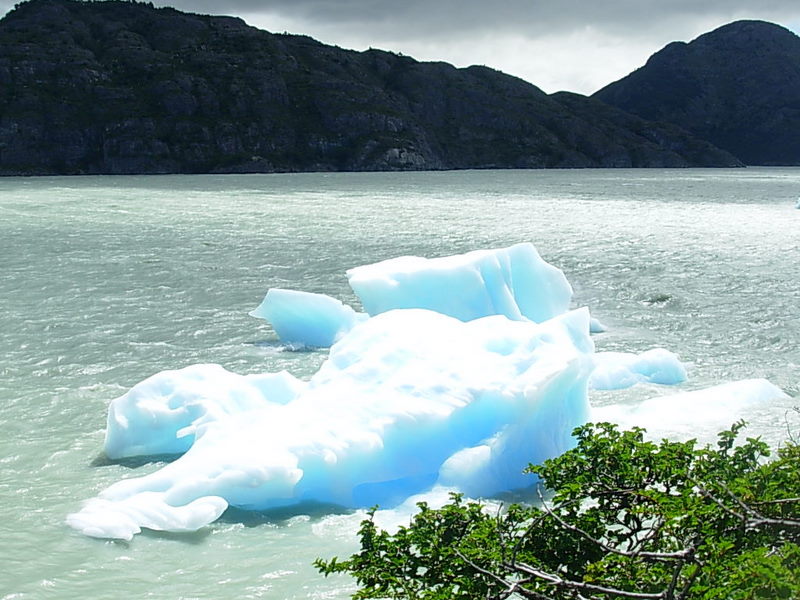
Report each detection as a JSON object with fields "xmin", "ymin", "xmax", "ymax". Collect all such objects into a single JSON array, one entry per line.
[{"xmin": 1, "ymin": 169, "xmax": 798, "ymax": 599}]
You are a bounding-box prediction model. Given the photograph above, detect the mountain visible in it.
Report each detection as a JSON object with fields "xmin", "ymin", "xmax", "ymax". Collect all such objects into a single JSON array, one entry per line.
[
  {"xmin": 594, "ymin": 20, "xmax": 800, "ymax": 166},
  {"xmin": 0, "ymin": 0, "xmax": 739, "ymax": 176}
]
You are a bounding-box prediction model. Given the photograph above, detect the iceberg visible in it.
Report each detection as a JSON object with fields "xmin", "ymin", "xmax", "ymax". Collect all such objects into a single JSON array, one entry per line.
[
  {"xmin": 69, "ymin": 308, "xmax": 594, "ymax": 540},
  {"xmin": 104, "ymin": 365, "xmax": 306, "ymax": 459},
  {"xmin": 249, "ymin": 288, "xmax": 366, "ymax": 348},
  {"xmin": 589, "ymin": 317, "xmax": 607, "ymax": 333},
  {"xmin": 69, "ymin": 243, "xmax": 732, "ymax": 541},
  {"xmin": 592, "ymin": 379, "xmax": 789, "ymax": 441},
  {"xmin": 252, "ymin": 243, "xmax": 576, "ymax": 348},
  {"xmin": 347, "ymin": 242, "xmax": 572, "ymax": 323},
  {"xmin": 590, "ymin": 349, "xmax": 687, "ymax": 390}
]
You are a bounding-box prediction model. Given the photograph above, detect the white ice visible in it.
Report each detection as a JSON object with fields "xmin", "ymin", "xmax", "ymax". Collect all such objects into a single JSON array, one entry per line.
[
  {"xmin": 69, "ymin": 308, "xmax": 593, "ymax": 540},
  {"xmin": 592, "ymin": 379, "xmax": 789, "ymax": 442}
]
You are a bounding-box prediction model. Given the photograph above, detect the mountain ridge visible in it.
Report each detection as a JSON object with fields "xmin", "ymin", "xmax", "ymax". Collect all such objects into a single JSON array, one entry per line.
[
  {"xmin": 594, "ymin": 19, "xmax": 800, "ymax": 165},
  {"xmin": 0, "ymin": 0, "xmax": 741, "ymax": 175}
]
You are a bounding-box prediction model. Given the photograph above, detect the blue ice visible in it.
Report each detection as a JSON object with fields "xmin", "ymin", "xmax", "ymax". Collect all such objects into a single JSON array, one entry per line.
[
  {"xmin": 69, "ymin": 308, "xmax": 593, "ymax": 540},
  {"xmin": 253, "ymin": 243, "xmax": 574, "ymax": 348},
  {"xmin": 347, "ymin": 243, "xmax": 573, "ymax": 323},
  {"xmin": 250, "ymin": 288, "xmax": 366, "ymax": 348},
  {"xmin": 590, "ymin": 349, "xmax": 687, "ymax": 390},
  {"xmin": 67, "ymin": 243, "xmax": 776, "ymax": 541}
]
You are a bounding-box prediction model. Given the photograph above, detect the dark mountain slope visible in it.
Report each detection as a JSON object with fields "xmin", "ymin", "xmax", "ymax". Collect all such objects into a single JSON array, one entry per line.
[
  {"xmin": 594, "ymin": 20, "xmax": 800, "ymax": 165},
  {"xmin": 0, "ymin": 0, "xmax": 739, "ymax": 175}
]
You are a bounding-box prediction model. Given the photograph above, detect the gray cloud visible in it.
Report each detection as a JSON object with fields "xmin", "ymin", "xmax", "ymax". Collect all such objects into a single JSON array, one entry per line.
[{"xmin": 163, "ymin": 0, "xmax": 800, "ymax": 37}]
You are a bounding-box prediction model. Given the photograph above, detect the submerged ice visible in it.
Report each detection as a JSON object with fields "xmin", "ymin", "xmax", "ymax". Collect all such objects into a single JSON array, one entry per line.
[{"xmin": 69, "ymin": 242, "xmax": 769, "ymax": 541}]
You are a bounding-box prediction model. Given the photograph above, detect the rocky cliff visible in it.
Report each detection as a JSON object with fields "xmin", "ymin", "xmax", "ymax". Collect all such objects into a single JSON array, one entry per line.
[
  {"xmin": 0, "ymin": 0, "xmax": 740, "ymax": 175},
  {"xmin": 594, "ymin": 20, "xmax": 800, "ymax": 166}
]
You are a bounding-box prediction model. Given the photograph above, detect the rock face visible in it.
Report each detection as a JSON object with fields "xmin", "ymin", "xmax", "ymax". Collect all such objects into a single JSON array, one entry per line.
[
  {"xmin": 594, "ymin": 20, "xmax": 800, "ymax": 166},
  {"xmin": 0, "ymin": 0, "xmax": 740, "ymax": 175}
]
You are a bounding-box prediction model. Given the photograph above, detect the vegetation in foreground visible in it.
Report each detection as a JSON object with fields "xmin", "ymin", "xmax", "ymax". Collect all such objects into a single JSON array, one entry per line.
[{"xmin": 316, "ymin": 421, "xmax": 800, "ymax": 599}]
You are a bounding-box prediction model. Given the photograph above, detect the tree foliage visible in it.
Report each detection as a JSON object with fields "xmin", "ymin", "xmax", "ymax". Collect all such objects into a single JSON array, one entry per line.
[{"xmin": 316, "ymin": 422, "xmax": 800, "ymax": 599}]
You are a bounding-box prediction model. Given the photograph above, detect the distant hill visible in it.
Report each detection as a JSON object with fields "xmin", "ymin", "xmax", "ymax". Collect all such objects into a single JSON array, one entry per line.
[
  {"xmin": 594, "ymin": 20, "xmax": 800, "ymax": 166},
  {"xmin": 0, "ymin": 0, "xmax": 739, "ymax": 175}
]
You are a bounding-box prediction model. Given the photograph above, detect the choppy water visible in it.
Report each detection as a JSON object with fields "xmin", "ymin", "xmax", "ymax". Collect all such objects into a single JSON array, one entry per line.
[{"xmin": 1, "ymin": 168, "xmax": 798, "ymax": 599}]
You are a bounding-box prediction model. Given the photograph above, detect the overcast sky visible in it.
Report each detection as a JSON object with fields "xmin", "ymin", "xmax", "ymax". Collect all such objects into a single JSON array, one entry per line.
[{"xmin": 4, "ymin": 0, "xmax": 800, "ymax": 94}]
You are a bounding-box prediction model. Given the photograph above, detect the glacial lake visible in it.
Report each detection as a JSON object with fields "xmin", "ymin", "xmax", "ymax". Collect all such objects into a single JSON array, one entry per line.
[{"xmin": 1, "ymin": 168, "xmax": 798, "ymax": 599}]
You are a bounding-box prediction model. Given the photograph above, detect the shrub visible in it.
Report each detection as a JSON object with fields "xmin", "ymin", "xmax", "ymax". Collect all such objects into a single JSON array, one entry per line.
[{"xmin": 316, "ymin": 421, "xmax": 800, "ymax": 599}]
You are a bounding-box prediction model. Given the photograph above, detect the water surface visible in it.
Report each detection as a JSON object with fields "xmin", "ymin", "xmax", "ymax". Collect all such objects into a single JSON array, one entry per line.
[{"xmin": 1, "ymin": 168, "xmax": 798, "ymax": 599}]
